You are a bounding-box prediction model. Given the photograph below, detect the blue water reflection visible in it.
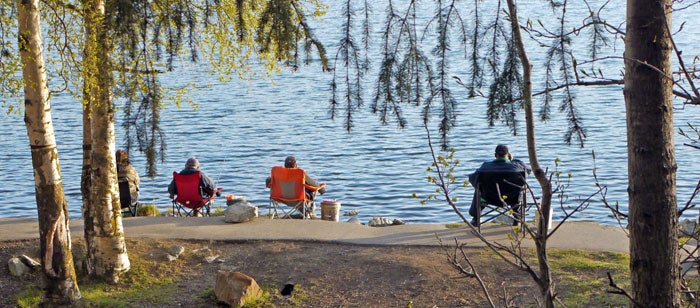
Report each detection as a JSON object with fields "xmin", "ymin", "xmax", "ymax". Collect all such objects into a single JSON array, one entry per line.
[{"xmin": 2, "ymin": 1, "xmax": 699, "ymax": 226}]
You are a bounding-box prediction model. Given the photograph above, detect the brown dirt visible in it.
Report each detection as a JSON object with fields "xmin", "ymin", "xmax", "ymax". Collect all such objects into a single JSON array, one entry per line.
[{"xmin": 0, "ymin": 237, "xmax": 608, "ymax": 307}]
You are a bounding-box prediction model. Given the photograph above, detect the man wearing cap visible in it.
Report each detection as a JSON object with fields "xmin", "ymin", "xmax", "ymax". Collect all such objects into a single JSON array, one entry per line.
[
  {"xmin": 266, "ymin": 156, "xmax": 327, "ymax": 217},
  {"xmin": 282, "ymin": 156, "xmax": 326, "ymax": 199},
  {"xmin": 467, "ymin": 145, "xmax": 530, "ymax": 226},
  {"xmin": 168, "ymin": 158, "xmax": 218, "ymax": 212}
]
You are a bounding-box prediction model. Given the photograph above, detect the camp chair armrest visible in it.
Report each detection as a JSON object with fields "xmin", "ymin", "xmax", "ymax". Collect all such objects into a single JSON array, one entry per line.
[{"xmin": 304, "ymin": 183, "xmax": 323, "ymax": 191}]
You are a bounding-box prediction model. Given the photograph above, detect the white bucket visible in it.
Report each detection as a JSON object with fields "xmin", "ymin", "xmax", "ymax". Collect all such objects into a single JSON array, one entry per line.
[{"xmin": 320, "ymin": 200, "xmax": 341, "ymax": 222}]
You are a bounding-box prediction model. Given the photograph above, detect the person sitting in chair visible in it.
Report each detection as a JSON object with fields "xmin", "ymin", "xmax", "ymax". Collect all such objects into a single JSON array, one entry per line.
[
  {"xmin": 468, "ymin": 144, "xmax": 530, "ymax": 226},
  {"xmin": 168, "ymin": 157, "xmax": 219, "ymax": 215},
  {"xmin": 116, "ymin": 149, "xmax": 140, "ymax": 205},
  {"xmin": 266, "ymin": 156, "xmax": 326, "ymax": 216}
]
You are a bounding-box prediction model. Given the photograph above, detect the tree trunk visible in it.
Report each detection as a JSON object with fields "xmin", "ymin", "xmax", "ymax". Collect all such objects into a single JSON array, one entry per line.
[
  {"xmin": 82, "ymin": 0, "xmax": 130, "ymax": 283},
  {"xmin": 506, "ymin": 1, "xmax": 555, "ymax": 306},
  {"xmin": 17, "ymin": 0, "xmax": 82, "ymax": 305},
  {"xmin": 625, "ymin": 1, "xmax": 680, "ymax": 307}
]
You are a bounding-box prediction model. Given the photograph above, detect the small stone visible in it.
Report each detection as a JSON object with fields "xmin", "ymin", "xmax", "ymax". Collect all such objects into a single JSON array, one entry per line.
[
  {"xmin": 193, "ymin": 247, "xmax": 211, "ymax": 254},
  {"xmin": 204, "ymin": 255, "xmax": 220, "ymax": 263},
  {"xmin": 346, "ymin": 217, "xmax": 361, "ymax": 224},
  {"xmin": 343, "ymin": 210, "xmax": 359, "ymax": 216},
  {"xmin": 20, "ymin": 255, "xmax": 41, "ymax": 269},
  {"xmin": 168, "ymin": 245, "xmax": 185, "ymax": 258},
  {"xmin": 368, "ymin": 216, "xmax": 394, "ymax": 227}
]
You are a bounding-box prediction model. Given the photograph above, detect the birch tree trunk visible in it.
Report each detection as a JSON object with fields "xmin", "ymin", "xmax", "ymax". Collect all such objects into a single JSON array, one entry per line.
[
  {"xmin": 82, "ymin": 0, "xmax": 130, "ymax": 283},
  {"xmin": 17, "ymin": 0, "xmax": 81, "ymax": 304},
  {"xmin": 625, "ymin": 0, "xmax": 680, "ymax": 306}
]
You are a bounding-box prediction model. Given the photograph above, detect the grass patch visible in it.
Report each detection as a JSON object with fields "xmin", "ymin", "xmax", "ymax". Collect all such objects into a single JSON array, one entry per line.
[
  {"xmin": 548, "ymin": 249, "xmax": 630, "ymax": 307},
  {"xmin": 445, "ymin": 222, "xmax": 467, "ymax": 229},
  {"xmin": 211, "ymin": 206, "xmax": 226, "ymax": 216},
  {"xmin": 136, "ymin": 203, "xmax": 161, "ymax": 216},
  {"xmin": 78, "ymin": 252, "xmax": 180, "ymax": 307},
  {"xmin": 16, "ymin": 287, "xmax": 40, "ymax": 308}
]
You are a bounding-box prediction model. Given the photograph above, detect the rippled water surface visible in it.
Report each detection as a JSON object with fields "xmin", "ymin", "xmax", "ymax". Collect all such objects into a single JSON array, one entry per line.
[{"xmin": 2, "ymin": 2, "xmax": 700, "ymax": 225}]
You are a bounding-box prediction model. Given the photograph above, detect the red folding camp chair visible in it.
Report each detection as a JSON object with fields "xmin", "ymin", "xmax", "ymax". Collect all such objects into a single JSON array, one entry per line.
[
  {"xmin": 171, "ymin": 171, "xmax": 215, "ymax": 217},
  {"xmin": 268, "ymin": 166, "xmax": 324, "ymax": 219}
]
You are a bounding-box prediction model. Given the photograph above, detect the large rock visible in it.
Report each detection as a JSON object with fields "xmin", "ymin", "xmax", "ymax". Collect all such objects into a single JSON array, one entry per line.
[
  {"xmin": 368, "ymin": 216, "xmax": 405, "ymax": 227},
  {"xmin": 8, "ymin": 257, "xmax": 31, "ymax": 277},
  {"xmin": 224, "ymin": 200, "xmax": 258, "ymax": 223},
  {"xmin": 368, "ymin": 216, "xmax": 394, "ymax": 227},
  {"xmin": 215, "ymin": 271, "xmax": 262, "ymax": 307}
]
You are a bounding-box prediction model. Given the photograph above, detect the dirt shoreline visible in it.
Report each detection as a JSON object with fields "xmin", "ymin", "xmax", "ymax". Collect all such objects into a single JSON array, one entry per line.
[
  {"xmin": 0, "ymin": 216, "xmax": 629, "ymax": 253},
  {"xmin": 0, "ymin": 214, "xmax": 632, "ymax": 305}
]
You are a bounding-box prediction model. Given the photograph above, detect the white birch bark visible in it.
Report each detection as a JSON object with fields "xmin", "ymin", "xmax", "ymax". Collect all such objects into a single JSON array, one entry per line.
[{"xmin": 17, "ymin": 0, "xmax": 81, "ymax": 304}]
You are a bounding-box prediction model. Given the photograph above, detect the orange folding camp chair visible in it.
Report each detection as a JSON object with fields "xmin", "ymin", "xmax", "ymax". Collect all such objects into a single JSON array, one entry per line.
[
  {"xmin": 171, "ymin": 171, "xmax": 214, "ymax": 217},
  {"xmin": 268, "ymin": 166, "xmax": 323, "ymax": 219}
]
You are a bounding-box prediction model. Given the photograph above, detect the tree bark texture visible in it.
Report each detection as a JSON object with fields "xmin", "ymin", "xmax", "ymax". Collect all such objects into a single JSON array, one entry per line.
[
  {"xmin": 625, "ymin": 0, "xmax": 680, "ymax": 307},
  {"xmin": 506, "ymin": 1, "xmax": 555, "ymax": 306},
  {"xmin": 17, "ymin": 0, "xmax": 82, "ymax": 304},
  {"xmin": 82, "ymin": 0, "xmax": 130, "ymax": 283}
]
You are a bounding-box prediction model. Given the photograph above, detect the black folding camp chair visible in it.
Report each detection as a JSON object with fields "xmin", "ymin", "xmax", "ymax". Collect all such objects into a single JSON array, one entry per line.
[
  {"xmin": 473, "ymin": 170, "xmax": 528, "ymax": 232},
  {"xmin": 119, "ymin": 179, "xmax": 139, "ymax": 217}
]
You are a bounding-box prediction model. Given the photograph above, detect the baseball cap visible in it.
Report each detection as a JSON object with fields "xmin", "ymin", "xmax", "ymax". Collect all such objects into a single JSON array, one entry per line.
[{"xmin": 495, "ymin": 144, "xmax": 509, "ymax": 156}]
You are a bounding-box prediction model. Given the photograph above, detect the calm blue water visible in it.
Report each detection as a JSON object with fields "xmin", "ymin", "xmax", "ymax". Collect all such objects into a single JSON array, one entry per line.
[{"xmin": 2, "ymin": 2, "xmax": 699, "ymax": 225}]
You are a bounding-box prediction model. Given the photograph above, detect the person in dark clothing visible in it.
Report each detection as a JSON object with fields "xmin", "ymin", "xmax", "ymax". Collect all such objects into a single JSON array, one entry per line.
[
  {"xmin": 168, "ymin": 157, "xmax": 219, "ymax": 203},
  {"xmin": 468, "ymin": 145, "xmax": 530, "ymax": 226}
]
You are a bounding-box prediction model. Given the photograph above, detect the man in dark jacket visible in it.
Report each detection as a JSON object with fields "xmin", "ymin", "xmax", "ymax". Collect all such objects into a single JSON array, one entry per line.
[{"xmin": 468, "ymin": 145, "xmax": 530, "ymax": 226}]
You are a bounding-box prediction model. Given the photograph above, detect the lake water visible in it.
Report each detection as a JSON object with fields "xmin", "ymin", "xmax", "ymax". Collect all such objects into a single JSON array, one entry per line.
[{"xmin": 2, "ymin": 1, "xmax": 699, "ymax": 225}]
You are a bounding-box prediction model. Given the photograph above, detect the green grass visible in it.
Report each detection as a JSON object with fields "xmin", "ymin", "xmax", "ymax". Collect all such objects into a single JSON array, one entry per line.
[
  {"xmin": 79, "ymin": 253, "xmax": 179, "ymax": 307},
  {"xmin": 136, "ymin": 203, "xmax": 161, "ymax": 216},
  {"xmin": 445, "ymin": 222, "xmax": 467, "ymax": 229},
  {"xmin": 16, "ymin": 287, "xmax": 40, "ymax": 308},
  {"xmin": 16, "ymin": 248, "xmax": 183, "ymax": 307},
  {"xmin": 211, "ymin": 206, "xmax": 226, "ymax": 216},
  {"xmin": 548, "ymin": 249, "xmax": 630, "ymax": 307}
]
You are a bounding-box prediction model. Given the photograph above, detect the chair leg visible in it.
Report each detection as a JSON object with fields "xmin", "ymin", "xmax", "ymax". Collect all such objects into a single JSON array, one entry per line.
[
  {"xmin": 475, "ymin": 202, "xmax": 482, "ymax": 232},
  {"xmin": 131, "ymin": 202, "xmax": 139, "ymax": 217},
  {"xmin": 204, "ymin": 201, "xmax": 212, "ymax": 217},
  {"xmin": 517, "ymin": 198, "xmax": 526, "ymax": 225}
]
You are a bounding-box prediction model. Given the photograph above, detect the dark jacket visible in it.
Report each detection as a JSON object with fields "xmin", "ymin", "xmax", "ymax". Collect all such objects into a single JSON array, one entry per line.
[{"xmin": 468, "ymin": 158, "xmax": 530, "ymax": 186}]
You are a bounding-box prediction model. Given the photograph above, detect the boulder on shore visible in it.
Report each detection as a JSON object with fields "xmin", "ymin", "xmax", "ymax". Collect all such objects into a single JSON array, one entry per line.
[{"xmin": 215, "ymin": 271, "xmax": 262, "ymax": 306}]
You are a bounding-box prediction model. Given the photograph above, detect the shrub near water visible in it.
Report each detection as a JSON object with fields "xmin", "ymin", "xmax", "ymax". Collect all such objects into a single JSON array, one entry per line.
[{"xmin": 136, "ymin": 204, "xmax": 161, "ymax": 216}]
